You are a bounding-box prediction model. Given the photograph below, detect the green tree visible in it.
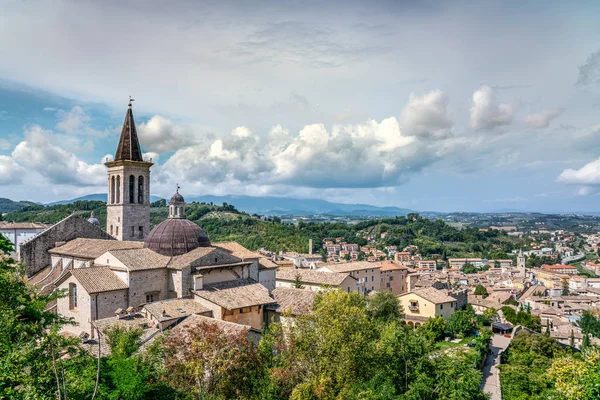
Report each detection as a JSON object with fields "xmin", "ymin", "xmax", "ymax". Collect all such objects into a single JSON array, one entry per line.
[
  {"xmin": 293, "ymin": 273, "xmax": 304, "ymax": 289},
  {"xmin": 421, "ymin": 315, "xmax": 447, "ymax": 342},
  {"xmin": 449, "ymin": 309, "xmax": 475, "ymax": 337},
  {"xmin": 367, "ymin": 291, "xmax": 404, "ymax": 323},
  {"xmin": 474, "ymin": 284, "xmax": 489, "ymax": 298}
]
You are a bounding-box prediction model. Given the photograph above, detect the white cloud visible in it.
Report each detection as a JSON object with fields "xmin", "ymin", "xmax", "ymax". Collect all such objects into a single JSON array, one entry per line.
[
  {"xmin": 0, "ymin": 156, "xmax": 25, "ymax": 185},
  {"xmin": 11, "ymin": 125, "xmax": 105, "ymax": 186},
  {"xmin": 0, "ymin": 138, "xmax": 10, "ymax": 150},
  {"xmin": 400, "ymin": 90, "xmax": 453, "ymax": 138},
  {"xmin": 576, "ymin": 186, "xmax": 595, "ymax": 196},
  {"xmin": 56, "ymin": 106, "xmax": 90, "ymax": 133},
  {"xmin": 470, "ymin": 85, "xmax": 514, "ymax": 130},
  {"xmin": 524, "ymin": 108, "xmax": 561, "ymax": 129},
  {"xmin": 137, "ymin": 116, "xmax": 199, "ymax": 153},
  {"xmin": 557, "ymin": 158, "xmax": 600, "ymax": 185}
]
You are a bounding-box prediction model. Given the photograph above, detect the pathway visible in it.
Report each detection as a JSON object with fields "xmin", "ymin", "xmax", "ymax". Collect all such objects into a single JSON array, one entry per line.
[{"xmin": 480, "ymin": 334, "xmax": 511, "ymax": 400}]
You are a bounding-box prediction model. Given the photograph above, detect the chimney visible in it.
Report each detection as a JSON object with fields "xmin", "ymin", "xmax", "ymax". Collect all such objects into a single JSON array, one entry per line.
[
  {"xmin": 309, "ymin": 239, "xmax": 313, "ymax": 256},
  {"xmin": 194, "ymin": 275, "xmax": 204, "ymax": 291}
]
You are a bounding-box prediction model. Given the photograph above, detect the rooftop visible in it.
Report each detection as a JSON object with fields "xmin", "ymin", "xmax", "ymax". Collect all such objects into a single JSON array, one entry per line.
[
  {"xmin": 107, "ymin": 248, "xmax": 171, "ymax": 271},
  {"xmin": 276, "ymin": 268, "xmax": 352, "ymax": 286},
  {"xmin": 320, "ymin": 261, "xmax": 382, "ymax": 273},
  {"xmin": 0, "ymin": 222, "xmax": 48, "ymax": 230},
  {"xmin": 49, "ymin": 238, "xmax": 143, "ymax": 259},
  {"xmin": 404, "ymin": 287, "xmax": 456, "ymax": 304},
  {"xmin": 143, "ymin": 298, "xmax": 211, "ymax": 322},
  {"xmin": 192, "ymin": 278, "xmax": 275, "ymax": 310},
  {"xmin": 69, "ymin": 267, "xmax": 128, "ymax": 294},
  {"xmin": 268, "ymin": 287, "xmax": 317, "ymax": 316}
]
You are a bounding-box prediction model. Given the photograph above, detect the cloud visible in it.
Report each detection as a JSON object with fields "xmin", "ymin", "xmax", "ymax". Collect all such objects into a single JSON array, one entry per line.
[
  {"xmin": 159, "ymin": 114, "xmax": 459, "ymax": 189},
  {"xmin": 54, "ymin": 106, "xmax": 111, "ymax": 137},
  {"xmin": 557, "ymin": 158, "xmax": 600, "ymax": 185},
  {"xmin": 136, "ymin": 116, "xmax": 200, "ymax": 153},
  {"xmin": 400, "ymin": 90, "xmax": 453, "ymax": 138},
  {"xmin": 576, "ymin": 186, "xmax": 595, "ymax": 196},
  {"xmin": 0, "ymin": 138, "xmax": 10, "ymax": 150},
  {"xmin": 11, "ymin": 125, "xmax": 105, "ymax": 186},
  {"xmin": 0, "ymin": 156, "xmax": 25, "ymax": 185},
  {"xmin": 469, "ymin": 85, "xmax": 514, "ymax": 130},
  {"xmin": 523, "ymin": 108, "xmax": 561, "ymax": 129},
  {"xmin": 576, "ymin": 49, "xmax": 600, "ymax": 87}
]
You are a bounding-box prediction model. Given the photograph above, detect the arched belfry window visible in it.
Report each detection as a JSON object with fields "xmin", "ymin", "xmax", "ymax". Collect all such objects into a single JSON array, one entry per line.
[
  {"xmin": 138, "ymin": 176, "xmax": 144, "ymax": 204},
  {"xmin": 110, "ymin": 176, "xmax": 115, "ymax": 204},
  {"xmin": 69, "ymin": 283, "xmax": 77, "ymax": 310},
  {"xmin": 129, "ymin": 175, "xmax": 135, "ymax": 203},
  {"xmin": 116, "ymin": 175, "xmax": 121, "ymax": 203}
]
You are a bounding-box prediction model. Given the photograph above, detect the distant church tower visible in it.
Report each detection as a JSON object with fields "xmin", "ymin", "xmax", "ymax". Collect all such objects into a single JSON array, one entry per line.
[
  {"xmin": 105, "ymin": 99, "xmax": 153, "ymax": 241},
  {"xmin": 517, "ymin": 249, "xmax": 526, "ymax": 277}
]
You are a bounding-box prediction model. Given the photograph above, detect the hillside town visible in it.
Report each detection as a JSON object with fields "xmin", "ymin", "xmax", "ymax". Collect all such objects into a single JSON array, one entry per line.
[{"xmin": 2, "ymin": 101, "xmax": 600, "ymax": 399}]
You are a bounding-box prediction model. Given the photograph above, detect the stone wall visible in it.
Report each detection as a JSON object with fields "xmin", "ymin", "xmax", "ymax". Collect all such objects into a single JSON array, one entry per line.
[
  {"xmin": 129, "ymin": 269, "xmax": 169, "ymax": 308},
  {"xmin": 19, "ymin": 214, "xmax": 113, "ymax": 277}
]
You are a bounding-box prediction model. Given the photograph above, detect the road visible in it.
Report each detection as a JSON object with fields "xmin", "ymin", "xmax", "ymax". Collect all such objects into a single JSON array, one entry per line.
[{"xmin": 480, "ymin": 334, "xmax": 511, "ymax": 400}]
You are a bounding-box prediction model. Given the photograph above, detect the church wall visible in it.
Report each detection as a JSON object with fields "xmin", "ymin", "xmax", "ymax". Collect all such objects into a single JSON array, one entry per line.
[
  {"xmin": 111, "ymin": 269, "xmax": 129, "ymax": 285},
  {"xmin": 128, "ymin": 269, "xmax": 168, "ymax": 307},
  {"xmin": 192, "ymin": 295, "xmax": 222, "ymax": 319},
  {"xmin": 168, "ymin": 270, "xmax": 183, "ymax": 298},
  {"xmin": 57, "ymin": 274, "xmax": 92, "ymax": 336},
  {"xmin": 259, "ymin": 268, "xmax": 276, "ymax": 293},
  {"xmin": 201, "ymin": 267, "xmax": 245, "ymax": 285},
  {"xmin": 19, "ymin": 215, "xmax": 113, "ymax": 277}
]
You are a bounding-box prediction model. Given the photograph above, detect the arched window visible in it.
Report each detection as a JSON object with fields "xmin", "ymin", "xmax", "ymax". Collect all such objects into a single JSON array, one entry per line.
[
  {"xmin": 138, "ymin": 176, "xmax": 144, "ymax": 204},
  {"xmin": 116, "ymin": 175, "xmax": 121, "ymax": 203},
  {"xmin": 129, "ymin": 175, "xmax": 135, "ymax": 203},
  {"xmin": 110, "ymin": 176, "xmax": 115, "ymax": 204},
  {"xmin": 69, "ymin": 283, "xmax": 77, "ymax": 310},
  {"xmin": 180, "ymin": 206, "xmax": 184, "ymax": 216}
]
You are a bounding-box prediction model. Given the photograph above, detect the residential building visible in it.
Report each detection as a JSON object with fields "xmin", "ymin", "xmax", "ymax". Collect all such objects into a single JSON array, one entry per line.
[
  {"xmin": 0, "ymin": 221, "xmax": 48, "ymax": 255},
  {"xmin": 317, "ymin": 261, "xmax": 382, "ymax": 293},
  {"xmin": 275, "ymin": 269, "xmax": 357, "ymax": 292},
  {"xmin": 398, "ymin": 287, "xmax": 458, "ymax": 327}
]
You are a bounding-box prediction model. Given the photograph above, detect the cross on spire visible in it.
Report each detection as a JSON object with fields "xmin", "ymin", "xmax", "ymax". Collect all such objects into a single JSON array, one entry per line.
[
  {"xmin": 128, "ymin": 95, "xmax": 135, "ymax": 107},
  {"xmin": 176, "ymin": 183, "xmax": 180, "ymax": 193}
]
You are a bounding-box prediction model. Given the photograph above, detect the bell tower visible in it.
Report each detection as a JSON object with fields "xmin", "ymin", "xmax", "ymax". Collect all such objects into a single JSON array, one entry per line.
[{"xmin": 105, "ymin": 98, "xmax": 153, "ymax": 241}]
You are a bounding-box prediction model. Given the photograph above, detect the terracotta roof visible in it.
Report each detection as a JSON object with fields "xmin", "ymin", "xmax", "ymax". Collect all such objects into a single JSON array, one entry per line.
[
  {"xmin": 519, "ymin": 285, "xmax": 547, "ymax": 299},
  {"xmin": 49, "ymin": 238, "xmax": 143, "ymax": 259},
  {"xmin": 320, "ymin": 261, "xmax": 382, "ymax": 273},
  {"xmin": 173, "ymin": 314, "xmax": 251, "ymax": 337},
  {"xmin": 213, "ymin": 242, "xmax": 260, "ymax": 259},
  {"xmin": 107, "ymin": 248, "xmax": 171, "ymax": 271},
  {"xmin": 143, "ymin": 298, "xmax": 210, "ymax": 322},
  {"xmin": 268, "ymin": 287, "xmax": 317, "ymax": 316},
  {"xmin": 144, "ymin": 218, "xmax": 211, "ymax": 256},
  {"xmin": 259, "ymin": 257, "xmax": 278, "ymax": 270},
  {"xmin": 541, "ymin": 264, "xmax": 577, "ymax": 269},
  {"xmin": 405, "ymin": 287, "xmax": 456, "ymax": 304},
  {"xmin": 193, "ymin": 279, "xmax": 275, "ymax": 310},
  {"xmin": 167, "ymin": 247, "xmax": 217, "ymax": 270},
  {"xmin": 379, "ymin": 261, "xmax": 409, "ymax": 271},
  {"xmin": 0, "ymin": 222, "xmax": 48, "ymax": 230},
  {"xmin": 276, "ymin": 269, "xmax": 352, "ymax": 286},
  {"xmin": 70, "ymin": 267, "xmax": 128, "ymax": 294}
]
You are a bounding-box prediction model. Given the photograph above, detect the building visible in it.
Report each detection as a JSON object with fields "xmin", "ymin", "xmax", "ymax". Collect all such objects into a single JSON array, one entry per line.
[
  {"xmin": 540, "ymin": 264, "xmax": 578, "ymax": 275},
  {"xmin": 105, "ymin": 99, "xmax": 153, "ymax": 241},
  {"xmin": 379, "ymin": 261, "xmax": 408, "ymax": 294},
  {"xmin": 398, "ymin": 287, "xmax": 458, "ymax": 327},
  {"xmin": 0, "ymin": 221, "xmax": 48, "ymax": 255},
  {"xmin": 517, "ymin": 249, "xmax": 526, "ymax": 277},
  {"xmin": 448, "ymin": 258, "xmax": 485, "ymax": 269},
  {"xmin": 275, "ymin": 269, "xmax": 357, "ymax": 292},
  {"xmin": 317, "ymin": 261, "xmax": 382, "ymax": 293},
  {"xmin": 394, "ymin": 251, "xmax": 411, "ymax": 262},
  {"xmin": 265, "ymin": 287, "xmax": 318, "ymax": 326}
]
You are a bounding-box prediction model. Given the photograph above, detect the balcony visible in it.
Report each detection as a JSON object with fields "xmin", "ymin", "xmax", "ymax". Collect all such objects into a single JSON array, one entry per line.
[{"xmin": 409, "ymin": 304, "xmax": 419, "ymax": 311}]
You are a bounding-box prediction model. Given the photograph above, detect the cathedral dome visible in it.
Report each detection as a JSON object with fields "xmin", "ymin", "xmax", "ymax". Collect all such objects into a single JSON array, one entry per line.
[
  {"xmin": 144, "ymin": 219, "xmax": 211, "ymax": 256},
  {"xmin": 170, "ymin": 192, "xmax": 185, "ymax": 203},
  {"xmin": 87, "ymin": 211, "xmax": 100, "ymax": 226}
]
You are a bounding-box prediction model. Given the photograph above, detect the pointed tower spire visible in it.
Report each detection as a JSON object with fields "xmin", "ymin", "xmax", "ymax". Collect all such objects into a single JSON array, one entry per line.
[{"xmin": 114, "ymin": 97, "xmax": 143, "ymax": 162}]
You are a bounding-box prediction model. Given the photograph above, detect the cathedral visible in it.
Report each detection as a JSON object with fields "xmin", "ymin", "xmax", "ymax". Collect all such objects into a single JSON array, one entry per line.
[{"xmin": 28, "ymin": 101, "xmax": 277, "ymax": 337}]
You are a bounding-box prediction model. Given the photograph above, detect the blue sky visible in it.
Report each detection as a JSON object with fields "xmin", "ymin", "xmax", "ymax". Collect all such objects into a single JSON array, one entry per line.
[{"xmin": 2, "ymin": 0, "xmax": 600, "ymax": 212}]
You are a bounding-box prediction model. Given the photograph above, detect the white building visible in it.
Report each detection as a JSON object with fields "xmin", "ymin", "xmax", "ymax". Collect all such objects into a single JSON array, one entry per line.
[{"xmin": 0, "ymin": 222, "xmax": 48, "ymax": 255}]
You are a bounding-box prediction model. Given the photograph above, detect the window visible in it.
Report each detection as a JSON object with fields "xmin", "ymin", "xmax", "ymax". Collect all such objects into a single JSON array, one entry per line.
[
  {"xmin": 116, "ymin": 175, "xmax": 120, "ymax": 203},
  {"xmin": 371, "ymin": 275, "xmax": 374, "ymax": 282},
  {"xmin": 138, "ymin": 226, "xmax": 143, "ymax": 238},
  {"xmin": 129, "ymin": 175, "xmax": 135, "ymax": 203},
  {"xmin": 240, "ymin": 307, "xmax": 252, "ymax": 313},
  {"xmin": 131, "ymin": 226, "xmax": 135, "ymax": 237},
  {"xmin": 138, "ymin": 176, "xmax": 144, "ymax": 203},
  {"xmin": 110, "ymin": 225, "xmax": 113, "ymax": 235},
  {"xmin": 451, "ymin": 302, "xmax": 454, "ymax": 308},
  {"xmin": 110, "ymin": 176, "xmax": 115, "ymax": 204},
  {"xmin": 116, "ymin": 226, "xmax": 119, "ymax": 236},
  {"xmin": 440, "ymin": 304, "xmax": 443, "ymax": 310},
  {"xmin": 347, "ymin": 287, "xmax": 350, "ymax": 293},
  {"xmin": 69, "ymin": 283, "xmax": 77, "ymax": 310},
  {"xmin": 145, "ymin": 294, "xmax": 155, "ymax": 303}
]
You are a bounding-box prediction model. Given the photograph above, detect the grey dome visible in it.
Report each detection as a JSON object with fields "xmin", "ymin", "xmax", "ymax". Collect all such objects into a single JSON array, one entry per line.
[
  {"xmin": 170, "ymin": 192, "xmax": 185, "ymax": 203},
  {"xmin": 87, "ymin": 212, "xmax": 100, "ymax": 226},
  {"xmin": 144, "ymin": 219, "xmax": 210, "ymax": 256}
]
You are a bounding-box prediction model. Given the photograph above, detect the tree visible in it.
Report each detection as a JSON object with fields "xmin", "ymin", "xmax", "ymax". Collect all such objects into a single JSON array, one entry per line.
[
  {"xmin": 367, "ymin": 291, "xmax": 404, "ymax": 323},
  {"xmin": 474, "ymin": 284, "xmax": 489, "ymax": 298},
  {"xmin": 422, "ymin": 315, "xmax": 447, "ymax": 342},
  {"xmin": 293, "ymin": 273, "xmax": 304, "ymax": 289},
  {"xmin": 549, "ymin": 347, "xmax": 600, "ymax": 400},
  {"xmin": 449, "ymin": 309, "xmax": 475, "ymax": 337},
  {"xmin": 562, "ymin": 280, "xmax": 570, "ymax": 296}
]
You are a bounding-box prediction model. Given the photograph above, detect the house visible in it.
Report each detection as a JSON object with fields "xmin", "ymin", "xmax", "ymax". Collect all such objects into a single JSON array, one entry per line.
[
  {"xmin": 395, "ymin": 251, "xmax": 411, "ymax": 262},
  {"xmin": 416, "ymin": 260, "xmax": 436, "ymax": 271},
  {"xmin": 141, "ymin": 298, "xmax": 212, "ymax": 330},
  {"xmin": 448, "ymin": 258, "xmax": 484, "ymax": 269},
  {"xmin": 275, "ymin": 269, "xmax": 357, "ymax": 292},
  {"xmin": 398, "ymin": 287, "xmax": 458, "ymax": 327},
  {"xmin": 379, "ymin": 261, "xmax": 408, "ymax": 294},
  {"xmin": 317, "ymin": 261, "xmax": 382, "ymax": 293},
  {"xmin": 541, "ymin": 264, "xmax": 578, "ymax": 275},
  {"xmin": 265, "ymin": 287, "xmax": 317, "ymax": 326},
  {"xmin": 192, "ymin": 279, "xmax": 275, "ymax": 331},
  {"xmin": 0, "ymin": 221, "xmax": 48, "ymax": 256}
]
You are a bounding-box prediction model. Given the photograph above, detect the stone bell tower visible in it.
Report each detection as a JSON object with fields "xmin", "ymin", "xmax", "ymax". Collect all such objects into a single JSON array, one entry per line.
[{"xmin": 105, "ymin": 98, "xmax": 153, "ymax": 241}]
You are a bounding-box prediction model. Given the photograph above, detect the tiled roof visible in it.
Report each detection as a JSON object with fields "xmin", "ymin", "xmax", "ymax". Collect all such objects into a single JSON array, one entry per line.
[
  {"xmin": 193, "ymin": 279, "xmax": 275, "ymax": 310},
  {"xmin": 276, "ymin": 269, "xmax": 352, "ymax": 286},
  {"xmin": 70, "ymin": 267, "xmax": 128, "ymax": 294},
  {"xmin": 108, "ymin": 248, "xmax": 171, "ymax": 271},
  {"xmin": 167, "ymin": 247, "xmax": 217, "ymax": 270},
  {"xmin": 268, "ymin": 287, "xmax": 317, "ymax": 316},
  {"xmin": 213, "ymin": 241, "xmax": 260, "ymax": 259},
  {"xmin": 143, "ymin": 298, "xmax": 211, "ymax": 322},
  {"xmin": 519, "ymin": 285, "xmax": 547, "ymax": 299},
  {"xmin": 320, "ymin": 261, "xmax": 382, "ymax": 273},
  {"xmin": 406, "ymin": 287, "xmax": 456, "ymax": 304},
  {"xmin": 49, "ymin": 238, "xmax": 143, "ymax": 259},
  {"xmin": 173, "ymin": 314, "xmax": 252, "ymax": 337},
  {"xmin": 0, "ymin": 222, "xmax": 48, "ymax": 230},
  {"xmin": 379, "ymin": 261, "xmax": 409, "ymax": 272},
  {"xmin": 114, "ymin": 104, "xmax": 144, "ymax": 162},
  {"xmin": 259, "ymin": 257, "xmax": 278, "ymax": 270}
]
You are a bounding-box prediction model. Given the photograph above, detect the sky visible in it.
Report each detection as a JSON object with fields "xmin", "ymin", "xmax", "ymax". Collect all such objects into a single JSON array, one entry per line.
[{"xmin": 2, "ymin": 0, "xmax": 600, "ymax": 213}]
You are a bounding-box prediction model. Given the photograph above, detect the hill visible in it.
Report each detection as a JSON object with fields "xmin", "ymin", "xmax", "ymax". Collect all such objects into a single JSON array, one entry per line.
[
  {"xmin": 0, "ymin": 198, "xmax": 39, "ymax": 213},
  {"xmin": 44, "ymin": 193, "xmax": 412, "ymax": 217}
]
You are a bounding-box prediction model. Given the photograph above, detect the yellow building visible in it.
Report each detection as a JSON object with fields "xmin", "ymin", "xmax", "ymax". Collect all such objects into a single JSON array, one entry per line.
[{"xmin": 398, "ymin": 287, "xmax": 458, "ymax": 327}]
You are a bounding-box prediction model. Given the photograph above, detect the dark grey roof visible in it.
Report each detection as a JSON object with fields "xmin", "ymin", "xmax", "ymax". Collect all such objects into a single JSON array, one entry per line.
[
  {"xmin": 144, "ymin": 219, "xmax": 211, "ymax": 256},
  {"xmin": 114, "ymin": 105, "xmax": 143, "ymax": 162}
]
